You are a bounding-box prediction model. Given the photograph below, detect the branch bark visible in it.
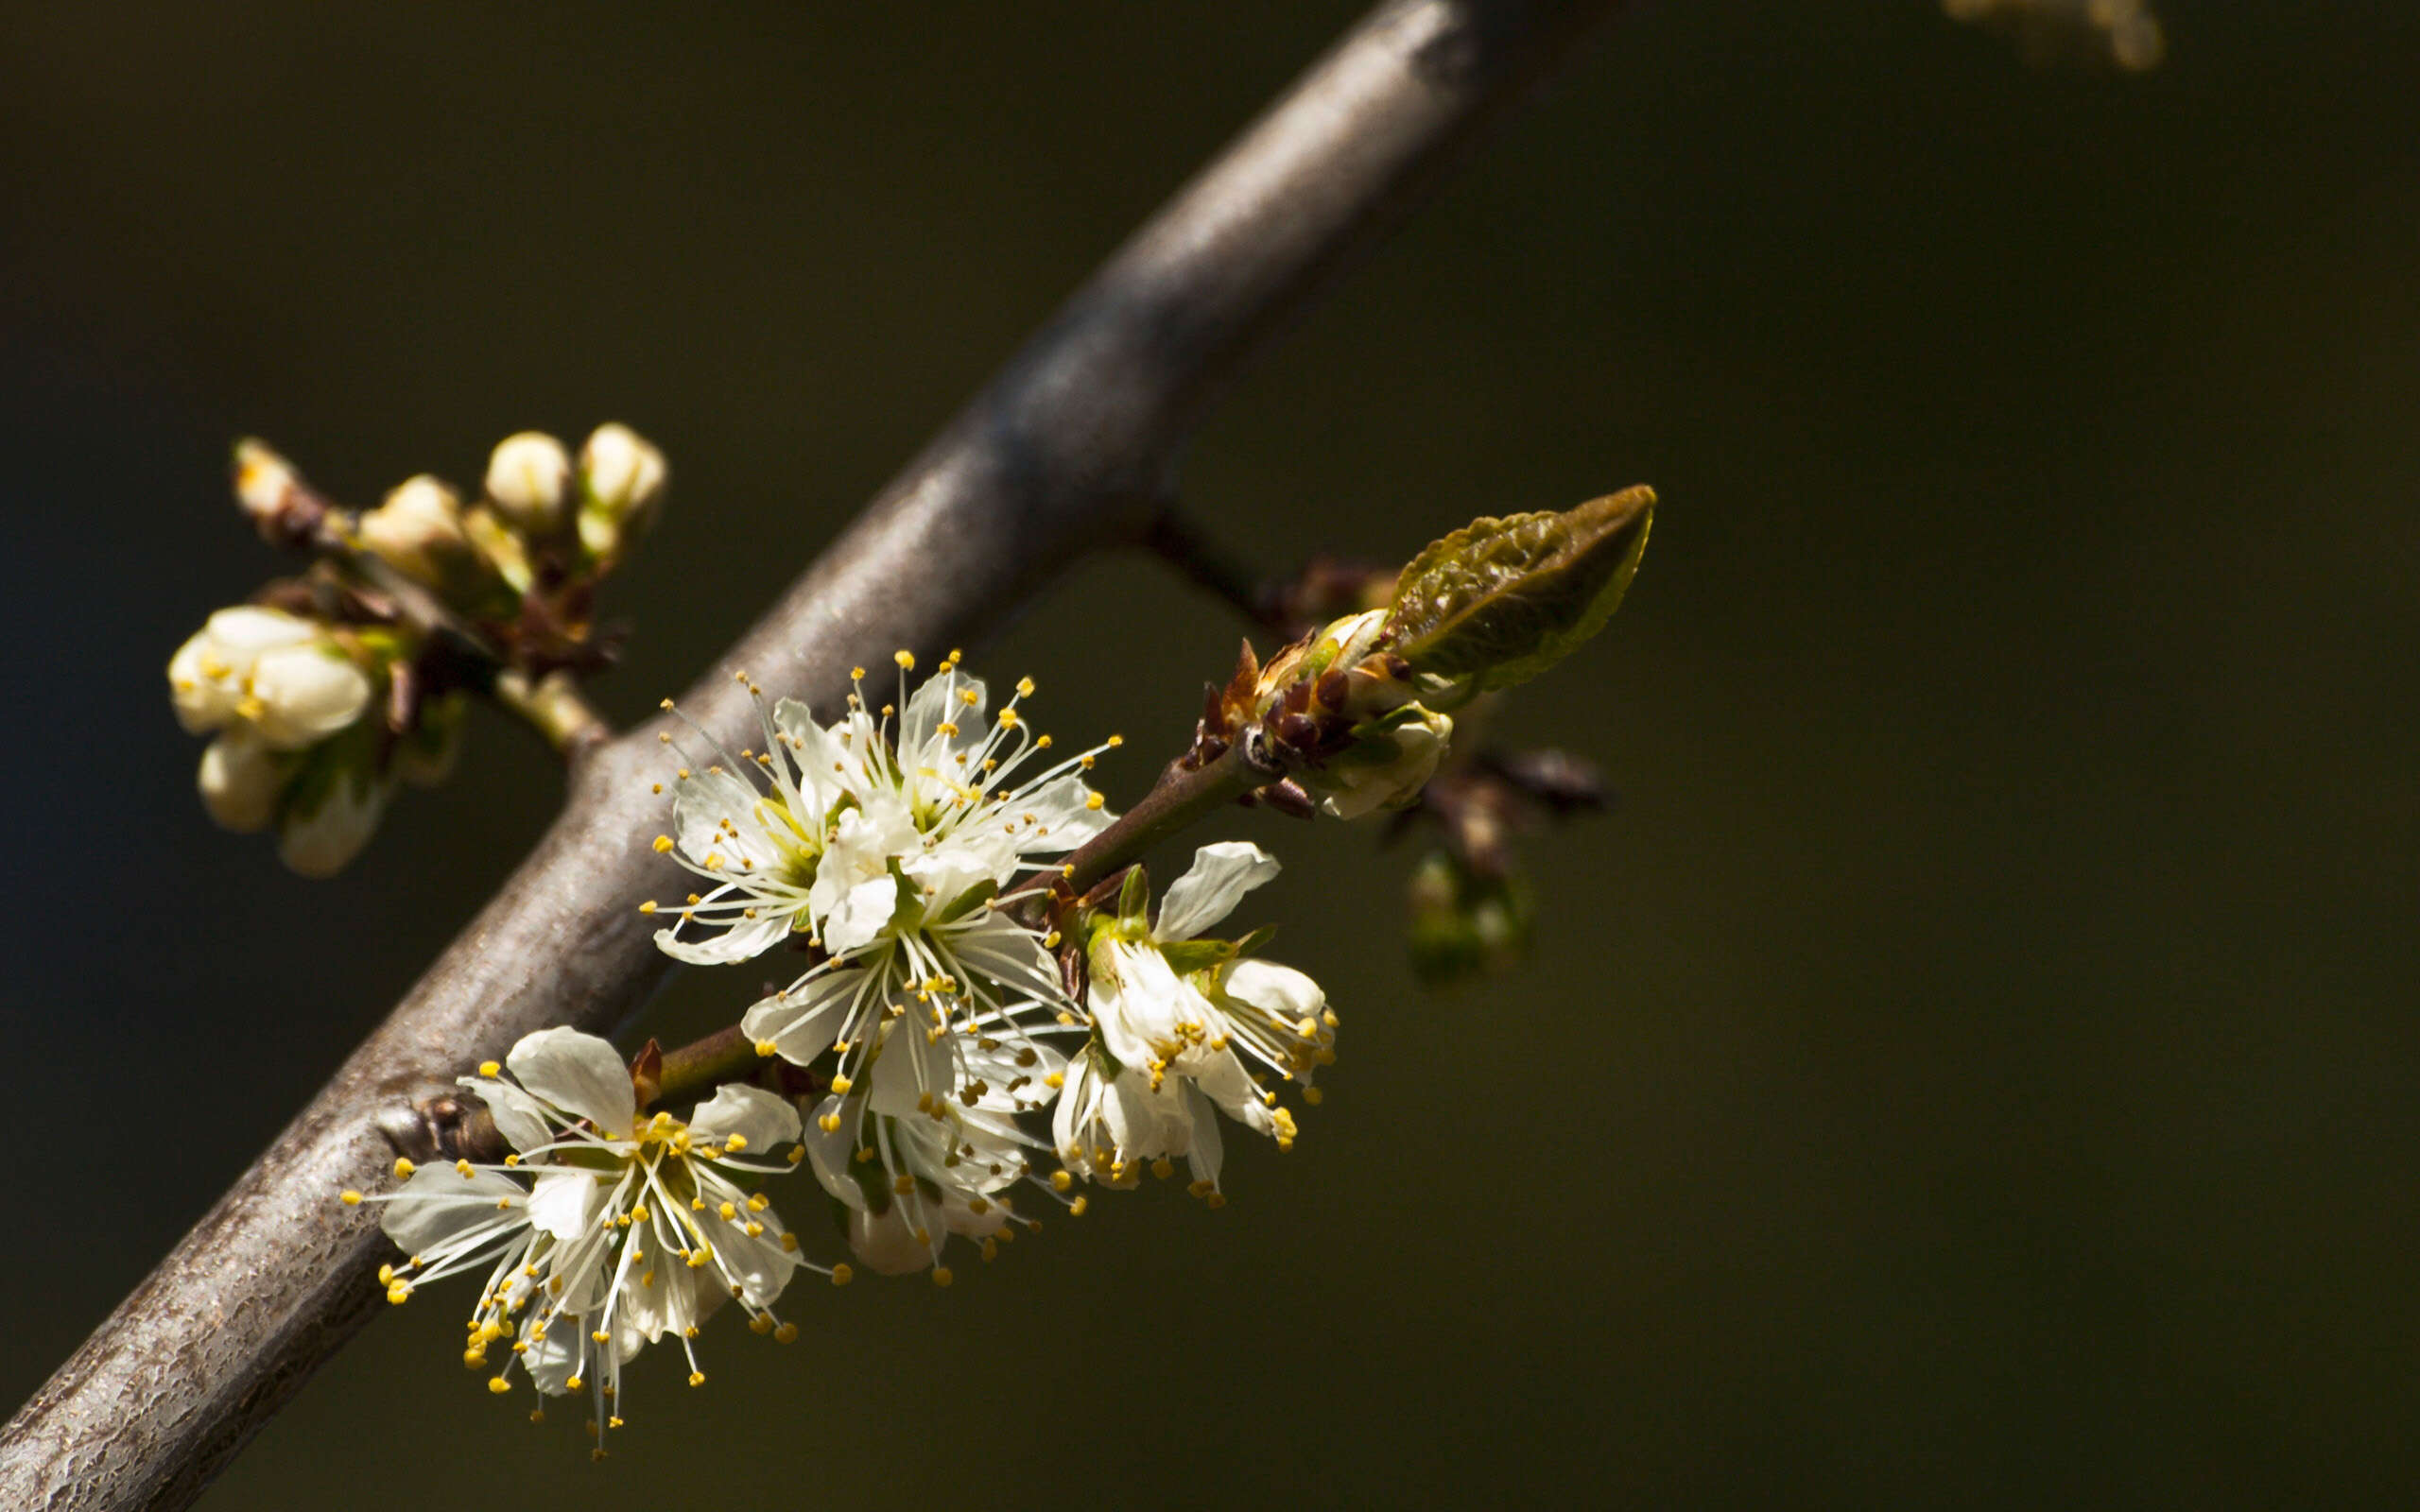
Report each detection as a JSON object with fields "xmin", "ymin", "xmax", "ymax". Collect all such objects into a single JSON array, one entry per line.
[{"xmin": 0, "ymin": 4, "xmax": 1622, "ymax": 1505}]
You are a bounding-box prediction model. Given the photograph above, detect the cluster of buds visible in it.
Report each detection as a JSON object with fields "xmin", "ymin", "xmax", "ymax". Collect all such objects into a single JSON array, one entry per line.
[
  {"xmin": 168, "ymin": 605, "xmax": 459, "ymax": 875},
  {"xmin": 170, "ymin": 425, "xmax": 666, "ymax": 873}
]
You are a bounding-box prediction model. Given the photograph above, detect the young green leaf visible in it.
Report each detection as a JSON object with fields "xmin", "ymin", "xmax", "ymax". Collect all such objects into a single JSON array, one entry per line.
[{"xmin": 1384, "ymin": 485, "xmax": 1654, "ymax": 691}]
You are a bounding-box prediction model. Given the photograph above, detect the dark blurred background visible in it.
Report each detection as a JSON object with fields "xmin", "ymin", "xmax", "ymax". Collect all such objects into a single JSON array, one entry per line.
[{"xmin": 3, "ymin": 2, "xmax": 2414, "ymax": 1505}]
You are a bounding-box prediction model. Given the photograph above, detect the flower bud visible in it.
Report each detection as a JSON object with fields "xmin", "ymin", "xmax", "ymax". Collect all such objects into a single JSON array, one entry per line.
[
  {"xmin": 246, "ymin": 642, "xmax": 373, "ymax": 750},
  {"xmin": 167, "ymin": 605, "xmax": 323, "ymax": 735},
  {"xmin": 577, "ymin": 422, "xmax": 666, "ymax": 561},
  {"xmin": 1307, "ymin": 703, "xmax": 1452, "ymax": 820},
  {"xmin": 356, "ymin": 474, "xmax": 474, "ymax": 587},
  {"xmin": 196, "ymin": 730, "xmax": 286, "ymax": 833},
  {"xmin": 231, "ymin": 438, "xmax": 319, "ymax": 544},
  {"xmin": 278, "ymin": 768, "xmax": 388, "ymax": 878},
  {"xmin": 483, "ymin": 431, "xmax": 573, "ymax": 534}
]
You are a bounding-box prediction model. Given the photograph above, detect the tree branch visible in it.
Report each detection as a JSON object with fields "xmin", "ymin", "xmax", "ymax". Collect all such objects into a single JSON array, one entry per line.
[{"xmin": 0, "ymin": 4, "xmax": 1623, "ymax": 1506}]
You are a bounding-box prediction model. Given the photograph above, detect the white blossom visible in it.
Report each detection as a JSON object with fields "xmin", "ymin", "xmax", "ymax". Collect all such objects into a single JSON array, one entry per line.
[
  {"xmin": 652, "ymin": 655, "xmax": 1116, "ymax": 1096},
  {"xmin": 348, "ymin": 1026, "xmax": 814, "ymax": 1452},
  {"xmin": 1063, "ymin": 841, "xmax": 1337, "ymax": 1195}
]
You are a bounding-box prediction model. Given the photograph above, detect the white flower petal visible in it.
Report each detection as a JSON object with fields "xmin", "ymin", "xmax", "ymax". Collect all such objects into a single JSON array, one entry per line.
[
  {"xmin": 847, "ymin": 1202, "xmax": 935, "ymax": 1276},
  {"xmin": 506, "ymin": 1026, "xmax": 637, "ymax": 1131},
  {"xmin": 526, "ymin": 1166, "xmax": 609, "ymax": 1241},
  {"xmin": 379, "ymin": 1164, "xmax": 528, "ymax": 1254},
  {"xmin": 687, "ymin": 1083, "xmax": 802, "ymax": 1150},
  {"xmin": 202, "ymin": 605, "xmax": 319, "ymax": 655},
  {"xmin": 824, "ymin": 874, "xmax": 901, "ymax": 954},
  {"xmin": 652, "ymin": 910, "xmax": 790, "ymax": 966},
  {"xmin": 738, "ymin": 971, "xmax": 863, "ymax": 1067},
  {"xmin": 1221, "ymin": 959, "xmax": 1325, "ymax": 1023},
  {"xmin": 460, "ymin": 1075, "xmax": 555, "ymax": 1155},
  {"xmin": 1155, "ymin": 841, "xmax": 1281, "ymax": 942},
  {"xmin": 804, "ymin": 1095, "xmax": 865, "ymax": 1209},
  {"xmin": 247, "ymin": 644, "xmax": 372, "ymax": 749}
]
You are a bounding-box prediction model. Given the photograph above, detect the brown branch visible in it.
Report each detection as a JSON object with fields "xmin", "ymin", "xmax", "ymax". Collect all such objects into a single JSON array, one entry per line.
[{"xmin": 0, "ymin": 4, "xmax": 1625, "ymax": 1507}]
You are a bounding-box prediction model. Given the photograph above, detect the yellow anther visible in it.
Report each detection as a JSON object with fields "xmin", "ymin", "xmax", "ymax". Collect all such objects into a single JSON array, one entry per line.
[
  {"xmin": 504, "ymin": 1153, "xmax": 521, "ymax": 1166},
  {"xmin": 831, "ymin": 1264, "xmax": 854, "ymax": 1286},
  {"xmin": 786, "ymin": 1146, "xmax": 804, "ymax": 1166},
  {"xmin": 931, "ymin": 1266, "xmax": 955, "ymax": 1288},
  {"xmin": 997, "ymin": 708, "xmax": 1019, "ymax": 729},
  {"xmin": 386, "ymin": 1281, "xmax": 411, "ymax": 1304},
  {"xmin": 1206, "ymin": 1192, "xmax": 1228, "ymax": 1209},
  {"xmin": 774, "ymin": 1321, "xmax": 799, "ymax": 1344},
  {"xmin": 1151, "ymin": 1158, "xmax": 1174, "ymax": 1180},
  {"xmin": 377, "ymin": 1263, "xmax": 393, "ymax": 1284},
  {"xmin": 747, "ymin": 1194, "xmax": 769, "ymax": 1211},
  {"xmin": 688, "ymin": 1371, "xmax": 706, "ymax": 1387},
  {"xmin": 1049, "ymin": 1170, "xmax": 1073, "ymax": 1193},
  {"xmin": 894, "ymin": 649, "xmax": 915, "ymax": 670},
  {"xmin": 1045, "ymin": 1072, "xmax": 1064, "ymax": 1090},
  {"xmin": 592, "ymin": 1330, "xmax": 611, "ymax": 1345},
  {"xmin": 718, "ymin": 1201, "xmax": 737, "ymax": 1221},
  {"xmin": 639, "ymin": 901, "xmax": 658, "ymax": 915},
  {"xmin": 488, "ymin": 1376, "xmax": 511, "ymax": 1395},
  {"xmin": 1085, "ymin": 791, "xmax": 1106, "ymax": 811},
  {"xmin": 463, "ymin": 1348, "xmax": 487, "ymax": 1367},
  {"xmin": 780, "ymin": 1232, "xmax": 800, "ymax": 1253},
  {"xmin": 1015, "ymin": 677, "xmax": 1035, "ymax": 697},
  {"xmin": 829, "ymin": 1074, "xmax": 853, "ymax": 1094},
  {"xmin": 652, "ymin": 835, "xmax": 674, "ymax": 853},
  {"xmin": 1069, "ymin": 1196, "xmax": 1089, "ymax": 1217},
  {"xmin": 1107, "ymin": 733, "xmax": 1124, "ymax": 747},
  {"xmin": 723, "ymin": 1134, "xmax": 748, "ymax": 1152},
  {"xmin": 453, "ymin": 1160, "xmax": 472, "ymax": 1177},
  {"xmin": 754, "ymin": 1039, "xmax": 780, "ymax": 1057},
  {"xmin": 340, "ymin": 1190, "xmax": 363, "ymax": 1206},
  {"xmin": 893, "ymin": 1174, "xmax": 916, "ymax": 1195},
  {"xmin": 959, "ymin": 687, "xmax": 979, "ymax": 707},
  {"xmin": 819, "ymin": 1112, "xmax": 842, "ymax": 1134}
]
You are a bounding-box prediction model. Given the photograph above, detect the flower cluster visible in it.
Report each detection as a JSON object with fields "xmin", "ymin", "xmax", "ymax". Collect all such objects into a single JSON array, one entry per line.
[
  {"xmin": 166, "ymin": 425, "xmax": 666, "ymax": 875},
  {"xmin": 348, "ymin": 1027, "xmax": 814, "ymax": 1454},
  {"xmin": 358, "ymin": 656, "xmax": 1341, "ymax": 1444}
]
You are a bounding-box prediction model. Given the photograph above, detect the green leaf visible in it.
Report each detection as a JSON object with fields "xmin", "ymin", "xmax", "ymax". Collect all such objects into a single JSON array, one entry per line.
[{"xmin": 1384, "ymin": 486, "xmax": 1654, "ymax": 692}]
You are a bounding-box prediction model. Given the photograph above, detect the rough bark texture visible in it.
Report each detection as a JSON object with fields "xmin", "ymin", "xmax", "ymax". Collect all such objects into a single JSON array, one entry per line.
[{"xmin": 0, "ymin": 4, "xmax": 1622, "ymax": 1506}]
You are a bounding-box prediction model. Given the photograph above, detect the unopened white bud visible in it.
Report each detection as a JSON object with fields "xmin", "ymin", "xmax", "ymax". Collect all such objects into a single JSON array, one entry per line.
[
  {"xmin": 1311, "ymin": 705, "xmax": 1452, "ymax": 820},
  {"xmin": 357, "ymin": 474, "xmax": 471, "ymax": 586},
  {"xmin": 484, "ymin": 431, "xmax": 573, "ymax": 533},
  {"xmin": 196, "ymin": 731, "xmax": 286, "ymax": 833},
  {"xmin": 578, "ymin": 423, "xmax": 667, "ymax": 559},
  {"xmin": 246, "ymin": 643, "xmax": 373, "ymax": 750},
  {"xmin": 232, "ymin": 439, "xmax": 302, "ymax": 532},
  {"xmin": 278, "ymin": 771, "xmax": 388, "ymax": 878},
  {"xmin": 167, "ymin": 606, "xmax": 321, "ymax": 735}
]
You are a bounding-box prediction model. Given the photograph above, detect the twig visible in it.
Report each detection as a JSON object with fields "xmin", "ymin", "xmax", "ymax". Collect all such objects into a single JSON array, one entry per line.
[{"xmin": 0, "ymin": 5, "xmax": 1625, "ymax": 1507}]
